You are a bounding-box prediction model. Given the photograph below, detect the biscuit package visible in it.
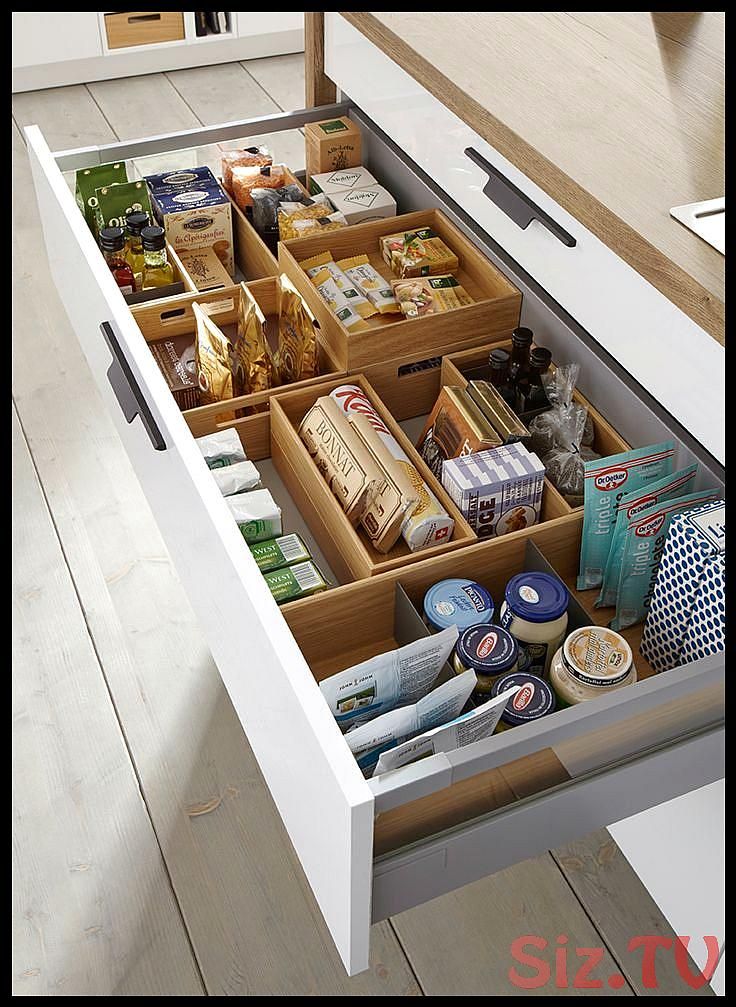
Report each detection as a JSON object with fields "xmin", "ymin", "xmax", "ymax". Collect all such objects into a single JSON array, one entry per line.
[
  {"xmin": 300, "ymin": 251, "xmax": 376, "ymax": 319},
  {"xmin": 393, "ymin": 275, "xmax": 473, "ymax": 318},
  {"xmin": 336, "ymin": 254, "xmax": 400, "ymax": 314}
]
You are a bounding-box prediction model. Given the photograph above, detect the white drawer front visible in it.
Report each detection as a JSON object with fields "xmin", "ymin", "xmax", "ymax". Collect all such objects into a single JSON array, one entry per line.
[
  {"xmin": 325, "ymin": 13, "xmax": 724, "ymax": 466},
  {"xmin": 25, "ymin": 124, "xmax": 374, "ymax": 977}
]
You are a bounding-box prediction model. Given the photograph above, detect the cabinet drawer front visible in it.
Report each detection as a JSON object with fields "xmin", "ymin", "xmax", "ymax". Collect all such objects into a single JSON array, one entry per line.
[
  {"xmin": 104, "ymin": 11, "xmax": 185, "ymax": 50},
  {"xmin": 325, "ymin": 13, "xmax": 724, "ymax": 466},
  {"xmin": 25, "ymin": 123, "xmax": 374, "ymax": 977}
]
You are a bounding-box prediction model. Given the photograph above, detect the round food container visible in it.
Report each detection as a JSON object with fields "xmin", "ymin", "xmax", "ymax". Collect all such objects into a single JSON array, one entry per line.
[
  {"xmin": 499, "ymin": 572, "xmax": 569, "ymax": 678},
  {"xmin": 550, "ymin": 626, "xmax": 636, "ymax": 707},
  {"xmin": 423, "ymin": 579, "xmax": 494, "ymax": 633},
  {"xmin": 491, "ymin": 672, "xmax": 556, "ymax": 730},
  {"xmin": 453, "ymin": 624, "xmax": 519, "ymax": 696}
]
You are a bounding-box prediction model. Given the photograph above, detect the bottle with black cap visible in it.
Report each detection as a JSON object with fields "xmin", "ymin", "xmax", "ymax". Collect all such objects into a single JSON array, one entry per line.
[
  {"xmin": 99, "ymin": 226, "xmax": 136, "ymax": 294},
  {"xmin": 508, "ymin": 326, "xmax": 533, "ymax": 409},
  {"xmin": 488, "ymin": 347, "xmax": 516, "ymax": 408},
  {"xmin": 124, "ymin": 211, "xmax": 149, "ymax": 290},
  {"xmin": 141, "ymin": 225, "xmax": 174, "ymax": 289},
  {"xmin": 521, "ymin": 346, "xmax": 553, "ymax": 412}
]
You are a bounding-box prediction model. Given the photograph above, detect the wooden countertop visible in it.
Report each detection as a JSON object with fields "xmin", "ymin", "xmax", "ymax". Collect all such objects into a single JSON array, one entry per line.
[{"xmin": 341, "ymin": 12, "xmax": 725, "ymax": 344}]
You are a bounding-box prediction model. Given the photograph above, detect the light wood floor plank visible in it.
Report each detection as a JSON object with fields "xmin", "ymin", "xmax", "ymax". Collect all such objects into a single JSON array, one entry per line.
[
  {"xmin": 552, "ymin": 831, "xmax": 715, "ymax": 996},
  {"xmin": 390, "ymin": 853, "xmax": 634, "ymax": 997},
  {"xmin": 243, "ymin": 52, "xmax": 307, "ymax": 111},
  {"xmin": 12, "ymin": 408, "xmax": 204, "ymax": 998},
  {"xmin": 12, "ymin": 84, "xmax": 116, "ymax": 149},
  {"xmin": 12, "ymin": 101, "xmax": 420, "ymax": 995}
]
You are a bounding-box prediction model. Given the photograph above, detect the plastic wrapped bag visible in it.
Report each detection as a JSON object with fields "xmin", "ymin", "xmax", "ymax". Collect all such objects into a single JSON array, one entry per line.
[
  {"xmin": 221, "ymin": 146, "xmax": 272, "ymax": 192},
  {"xmin": 251, "ymin": 183, "xmax": 310, "ymax": 234},
  {"xmin": 529, "ymin": 364, "xmax": 598, "ymax": 505}
]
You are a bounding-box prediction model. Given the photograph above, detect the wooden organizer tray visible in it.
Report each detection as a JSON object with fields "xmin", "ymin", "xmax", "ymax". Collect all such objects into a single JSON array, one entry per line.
[
  {"xmin": 278, "ymin": 209, "xmax": 522, "ymax": 372},
  {"xmin": 131, "ymin": 281, "xmax": 346, "ymax": 443},
  {"xmin": 269, "ymin": 374, "xmax": 476, "ymax": 581},
  {"xmin": 441, "ymin": 341, "xmax": 631, "ymax": 515},
  {"xmin": 282, "ymin": 513, "xmax": 717, "ymax": 856}
]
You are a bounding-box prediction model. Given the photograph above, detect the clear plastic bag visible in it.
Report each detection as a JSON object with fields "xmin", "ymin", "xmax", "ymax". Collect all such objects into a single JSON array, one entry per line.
[
  {"xmin": 529, "ymin": 364, "xmax": 598, "ymax": 504},
  {"xmin": 251, "ymin": 184, "xmax": 311, "ymax": 234}
]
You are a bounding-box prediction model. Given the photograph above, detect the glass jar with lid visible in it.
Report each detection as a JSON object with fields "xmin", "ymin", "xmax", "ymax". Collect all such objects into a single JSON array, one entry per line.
[
  {"xmin": 550, "ymin": 626, "xmax": 636, "ymax": 707},
  {"xmin": 499, "ymin": 572, "xmax": 569, "ymax": 678},
  {"xmin": 453, "ymin": 623, "xmax": 520, "ymax": 698}
]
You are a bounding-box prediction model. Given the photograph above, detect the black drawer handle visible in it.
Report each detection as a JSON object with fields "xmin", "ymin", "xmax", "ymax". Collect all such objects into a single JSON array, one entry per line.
[
  {"xmin": 464, "ymin": 147, "xmax": 576, "ymax": 248},
  {"xmin": 100, "ymin": 321, "xmax": 166, "ymax": 452}
]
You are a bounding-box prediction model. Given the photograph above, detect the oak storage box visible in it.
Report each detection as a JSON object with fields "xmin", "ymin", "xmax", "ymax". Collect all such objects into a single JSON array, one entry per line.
[
  {"xmin": 278, "ymin": 208, "xmax": 522, "ymax": 372},
  {"xmin": 104, "ymin": 11, "xmax": 185, "ymax": 50},
  {"xmin": 26, "ymin": 86, "xmax": 724, "ymax": 978},
  {"xmin": 270, "ymin": 373, "xmax": 475, "ymax": 581}
]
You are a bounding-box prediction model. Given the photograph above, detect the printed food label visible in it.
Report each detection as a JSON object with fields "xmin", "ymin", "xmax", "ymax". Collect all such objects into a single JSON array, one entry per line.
[
  {"xmin": 687, "ymin": 505, "xmax": 725, "ymax": 551},
  {"xmin": 476, "ymin": 631, "xmax": 498, "ymax": 659},
  {"xmin": 594, "ymin": 467, "xmax": 628, "ymax": 491},
  {"xmin": 518, "ymin": 585, "xmax": 540, "ymax": 604},
  {"xmin": 634, "ymin": 512, "xmax": 666, "ymax": 537},
  {"xmin": 512, "ymin": 681, "xmax": 535, "ymax": 711},
  {"xmin": 319, "ymin": 120, "xmax": 349, "ymax": 133},
  {"xmin": 434, "ymin": 601, "xmax": 456, "ymax": 616}
]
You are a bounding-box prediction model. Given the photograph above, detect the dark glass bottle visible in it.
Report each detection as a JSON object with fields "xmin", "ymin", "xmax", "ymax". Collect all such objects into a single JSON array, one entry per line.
[
  {"xmin": 522, "ymin": 346, "xmax": 553, "ymax": 411},
  {"xmin": 508, "ymin": 327, "xmax": 533, "ymax": 408},
  {"xmin": 488, "ymin": 347, "xmax": 516, "ymax": 407},
  {"xmin": 99, "ymin": 226, "xmax": 135, "ymax": 294}
]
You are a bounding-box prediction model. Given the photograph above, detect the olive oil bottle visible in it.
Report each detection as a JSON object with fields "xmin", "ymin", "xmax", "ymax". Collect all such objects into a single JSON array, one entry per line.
[
  {"xmin": 141, "ymin": 225, "xmax": 175, "ymax": 289},
  {"xmin": 125, "ymin": 211, "xmax": 149, "ymax": 291}
]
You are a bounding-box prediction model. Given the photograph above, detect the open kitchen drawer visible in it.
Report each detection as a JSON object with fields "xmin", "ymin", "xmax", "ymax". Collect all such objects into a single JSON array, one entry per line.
[{"xmin": 26, "ymin": 101, "xmax": 724, "ymax": 976}]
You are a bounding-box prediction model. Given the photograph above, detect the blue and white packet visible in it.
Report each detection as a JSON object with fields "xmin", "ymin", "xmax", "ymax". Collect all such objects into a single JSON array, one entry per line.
[
  {"xmin": 577, "ymin": 442, "xmax": 675, "ymax": 591},
  {"xmin": 609, "ymin": 489, "xmax": 720, "ymax": 632},
  {"xmin": 680, "ymin": 553, "xmax": 725, "ymax": 664},
  {"xmin": 640, "ymin": 499, "xmax": 725, "ymax": 671},
  {"xmin": 596, "ymin": 464, "xmax": 698, "ymax": 608}
]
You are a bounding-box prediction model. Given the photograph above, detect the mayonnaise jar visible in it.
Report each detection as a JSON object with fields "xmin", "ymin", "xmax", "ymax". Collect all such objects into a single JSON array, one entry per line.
[
  {"xmin": 499, "ymin": 572, "xmax": 569, "ymax": 678},
  {"xmin": 550, "ymin": 626, "xmax": 636, "ymax": 707}
]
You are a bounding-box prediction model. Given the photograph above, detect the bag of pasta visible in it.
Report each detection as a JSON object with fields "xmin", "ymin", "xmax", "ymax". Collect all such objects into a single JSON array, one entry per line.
[
  {"xmin": 274, "ymin": 274, "xmax": 319, "ymax": 385},
  {"xmin": 230, "ymin": 282, "xmax": 274, "ymax": 407},
  {"xmin": 251, "ymin": 183, "xmax": 310, "ymax": 235},
  {"xmin": 277, "ymin": 196, "xmax": 347, "ymax": 240},
  {"xmin": 528, "ymin": 364, "xmax": 598, "ymax": 505}
]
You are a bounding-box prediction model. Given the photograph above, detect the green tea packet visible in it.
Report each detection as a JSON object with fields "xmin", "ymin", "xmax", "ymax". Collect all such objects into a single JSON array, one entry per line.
[
  {"xmin": 95, "ymin": 179, "xmax": 152, "ymax": 235},
  {"xmin": 609, "ymin": 487, "xmax": 720, "ymax": 631},
  {"xmin": 596, "ymin": 464, "xmax": 698, "ymax": 608},
  {"xmin": 75, "ymin": 160, "xmax": 128, "ymax": 231},
  {"xmin": 264, "ymin": 560, "xmax": 328, "ymax": 603},
  {"xmin": 577, "ymin": 441, "xmax": 675, "ymax": 591}
]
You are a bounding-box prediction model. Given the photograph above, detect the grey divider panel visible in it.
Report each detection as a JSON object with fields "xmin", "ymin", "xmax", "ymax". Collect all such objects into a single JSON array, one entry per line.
[
  {"xmin": 523, "ymin": 538, "xmax": 591, "ymax": 631},
  {"xmin": 394, "ymin": 584, "xmax": 455, "ymax": 686}
]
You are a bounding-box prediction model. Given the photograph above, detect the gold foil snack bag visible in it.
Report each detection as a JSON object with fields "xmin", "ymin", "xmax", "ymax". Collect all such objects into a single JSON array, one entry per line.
[
  {"xmin": 275, "ymin": 274, "xmax": 320, "ymax": 385},
  {"xmin": 192, "ymin": 301, "xmax": 235, "ymax": 423},
  {"xmin": 230, "ymin": 282, "xmax": 274, "ymax": 407}
]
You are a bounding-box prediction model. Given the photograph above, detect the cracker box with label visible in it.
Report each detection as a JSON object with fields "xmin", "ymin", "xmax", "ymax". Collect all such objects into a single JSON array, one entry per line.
[
  {"xmin": 145, "ymin": 166, "xmax": 234, "ymax": 276},
  {"xmin": 305, "ymin": 116, "xmax": 362, "ymax": 181},
  {"xmin": 442, "ymin": 442, "xmax": 546, "ymax": 539},
  {"xmin": 308, "ymin": 166, "xmax": 378, "ymax": 196},
  {"xmin": 640, "ymin": 499, "xmax": 725, "ymax": 672},
  {"xmin": 328, "ymin": 185, "xmax": 397, "ymax": 226}
]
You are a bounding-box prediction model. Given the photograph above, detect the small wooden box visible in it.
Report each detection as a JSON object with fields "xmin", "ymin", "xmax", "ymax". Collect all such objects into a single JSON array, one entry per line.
[
  {"xmin": 104, "ymin": 11, "xmax": 185, "ymax": 50},
  {"xmin": 279, "ymin": 209, "xmax": 522, "ymax": 373},
  {"xmin": 270, "ymin": 374, "xmax": 476, "ymax": 581},
  {"xmin": 131, "ymin": 280, "xmax": 345, "ymax": 442},
  {"xmin": 441, "ymin": 342, "xmax": 631, "ymax": 515},
  {"xmin": 305, "ymin": 117, "xmax": 362, "ymax": 183}
]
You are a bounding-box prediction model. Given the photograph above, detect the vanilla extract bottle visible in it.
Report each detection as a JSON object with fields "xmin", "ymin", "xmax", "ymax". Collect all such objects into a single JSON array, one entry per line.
[
  {"xmin": 520, "ymin": 346, "xmax": 553, "ymax": 412},
  {"xmin": 99, "ymin": 226, "xmax": 135, "ymax": 294},
  {"xmin": 508, "ymin": 327, "xmax": 533, "ymax": 408},
  {"xmin": 141, "ymin": 226, "xmax": 175, "ymax": 289}
]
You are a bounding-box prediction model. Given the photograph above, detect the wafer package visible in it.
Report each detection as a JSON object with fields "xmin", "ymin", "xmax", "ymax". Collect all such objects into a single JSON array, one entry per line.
[
  {"xmin": 336, "ymin": 254, "xmax": 400, "ymax": 314},
  {"xmin": 577, "ymin": 442, "xmax": 676, "ymax": 590},
  {"xmin": 417, "ymin": 386, "xmax": 502, "ymax": 479}
]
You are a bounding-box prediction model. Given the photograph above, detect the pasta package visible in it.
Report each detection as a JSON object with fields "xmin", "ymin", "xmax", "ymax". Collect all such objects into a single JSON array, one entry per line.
[
  {"xmin": 221, "ymin": 146, "xmax": 272, "ymax": 192},
  {"xmin": 380, "ymin": 227, "xmax": 459, "ymax": 278},
  {"xmin": 392, "ymin": 274, "xmax": 474, "ymax": 318},
  {"xmin": 300, "ymin": 251, "xmax": 376, "ymax": 319},
  {"xmin": 275, "ymin": 274, "xmax": 320, "ymax": 384},
  {"xmin": 335, "ymin": 254, "xmax": 400, "ymax": 314},
  {"xmin": 277, "ymin": 196, "xmax": 347, "ymax": 240},
  {"xmin": 309, "ymin": 267, "xmax": 369, "ymax": 333},
  {"xmin": 230, "ymin": 282, "xmax": 274, "ymax": 401},
  {"xmin": 299, "ymin": 396, "xmax": 384, "ymax": 525},
  {"xmin": 231, "ymin": 164, "xmax": 287, "ymax": 209},
  {"xmin": 192, "ymin": 301, "xmax": 235, "ymax": 422},
  {"xmin": 251, "ymin": 183, "xmax": 309, "ymax": 234}
]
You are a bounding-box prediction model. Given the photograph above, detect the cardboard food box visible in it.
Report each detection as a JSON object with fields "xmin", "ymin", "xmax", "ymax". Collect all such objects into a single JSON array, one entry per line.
[
  {"xmin": 148, "ymin": 332, "xmax": 200, "ymax": 410},
  {"xmin": 327, "ymin": 185, "xmax": 397, "ymax": 226},
  {"xmin": 145, "ymin": 166, "xmax": 234, "ymax": 276},
  {"xmin": 176, "ymin": 246, "xmax": 232, "ymax": 292},
  {"xmin": 308, "ymin": 166, "xmax": 378, "ymax": 196},
  {"xmin": 305, "ymin": 117, "xmax": 362, "ymax": 182},
  {"xmin": 680, "ymin": 552, "xmax": 725, "ymax": 665},
  {"xmin": 640, "ymin": 499, "xmax": 725, "ymax": 671},
  {"xmin": 442, "ymin": 442, "xmax": 546, "ymax": 539}
]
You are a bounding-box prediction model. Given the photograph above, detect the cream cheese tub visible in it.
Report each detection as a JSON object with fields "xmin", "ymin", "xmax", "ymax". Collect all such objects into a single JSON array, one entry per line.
[
  {"xmin": 499, "ymin": 572, "xmax": 569, "ymax": 678},
  {"xmin": 550, "ymin": 626, "xmax": 636, "ymax": 707},
  {"xmin": 423, "ymin": 579, "xmax": 494, "ymax": 633},
  {"xmin": 453, "ymin": 624, "xmax": 519, "ymax": 697}
]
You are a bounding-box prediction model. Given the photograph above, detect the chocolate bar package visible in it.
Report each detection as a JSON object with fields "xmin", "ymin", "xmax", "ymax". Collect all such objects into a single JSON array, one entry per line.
[
  {"xmin": 417, "ymin": 386, "xmax": 502, "ymax": 480},
  {"xmin": 149, "ymin": 332, "xmax": 200, "ymax": 410}
]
